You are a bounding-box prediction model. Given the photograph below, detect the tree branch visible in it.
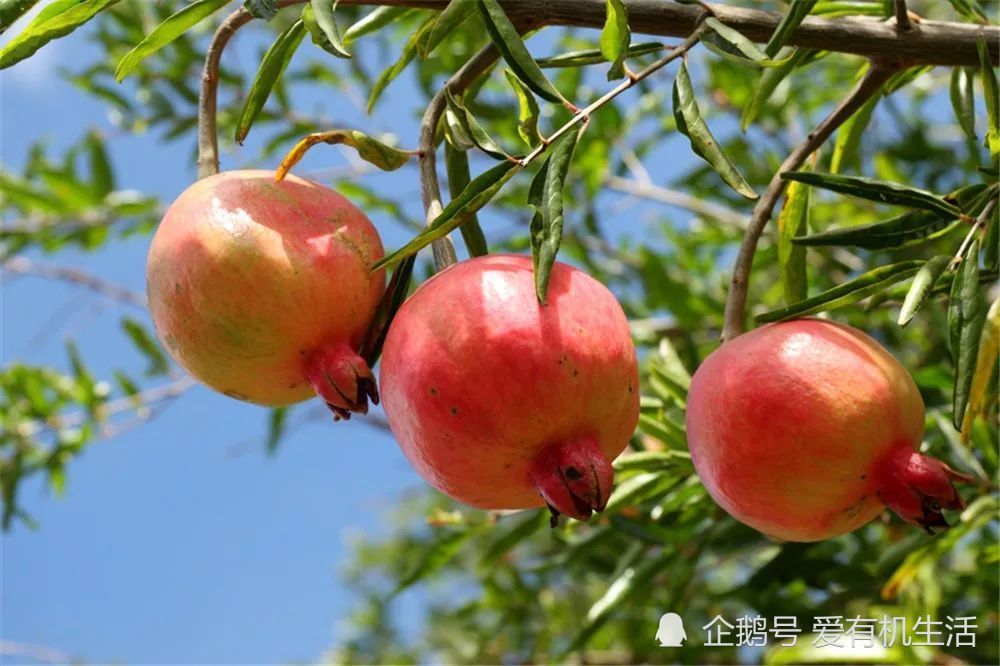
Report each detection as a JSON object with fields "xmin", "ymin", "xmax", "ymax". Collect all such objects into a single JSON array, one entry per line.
[
  {"xmin": 332, "ymin": 0, "xmax": 997, "ymax": 67},
  {"xmin": 893, "ymin": 0, "xmax": 913, "ymax": 32},
  {"xmin": 721, "ymin": 61, "xmax": 901, "ymax": 342},
  {"xmin": 3, "ymin": 256, "xmax": 148, "ymax": 308},
  {"xmin": 417, "ymin": 45, "xmax": 502, "ymax": 271}
]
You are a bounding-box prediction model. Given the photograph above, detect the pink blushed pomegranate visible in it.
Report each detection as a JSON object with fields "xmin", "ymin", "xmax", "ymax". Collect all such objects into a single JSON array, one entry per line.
[
  {"xmin": 379, "ymin": 255, "xmax": 640, "ymax": 523},
  {"xmin": 686, "ymin": 319, "xmax": 970, "ymax": 542},
  {"xmin": 147, "ymin": 170, "xmax": 384, "ymax": 418}
]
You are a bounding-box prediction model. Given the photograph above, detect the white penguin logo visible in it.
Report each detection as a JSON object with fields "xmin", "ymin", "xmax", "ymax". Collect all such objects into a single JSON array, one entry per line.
[{"xmin": 655, "ymin": 612, "xmax": 687, "ymax": 647}]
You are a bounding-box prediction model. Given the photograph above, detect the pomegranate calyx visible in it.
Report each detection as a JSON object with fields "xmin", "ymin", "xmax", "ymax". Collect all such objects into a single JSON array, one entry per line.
[
  {"xmin": 877, "ymin": 448, "xmax": 972, "ymax": 534},
  {"xmin": 529, "ymin": 436, "xmax": 614, "ymax": 526},
  {"xmin": 304, "ymin": 343, "xmax": 379, "ymax": 420}
]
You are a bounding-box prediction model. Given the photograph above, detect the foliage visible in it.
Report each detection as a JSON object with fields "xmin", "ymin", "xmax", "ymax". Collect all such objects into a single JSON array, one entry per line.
[{"xmin": 2, "ymin": 1, "xmax": 998, "ymax": 664}]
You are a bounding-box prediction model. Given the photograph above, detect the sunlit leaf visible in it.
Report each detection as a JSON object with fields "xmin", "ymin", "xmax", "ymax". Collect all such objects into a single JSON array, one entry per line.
[
  {"xmin": 235, "ymin": 19, "xmax": 306, "ymax": 144},
  {"xmin": 276, "ymin": 129, "xmax": 412, "ymax": 179},
  {"xmin": 777, "ymin": 174, "xmax": 810, "ymax": 304},
  {"xmin": 478, "ymin": 0, "xmax": 566, "ymax": 104},
  {"xmin": 303, "ymin": 0, "xmax": 350, "ymax": 59},
  {"xmin": 950, "ymin": 67, "xmax": 977, "ymax": 141},
  {"xmin": 1, "ymin": 0, "xmax": 121, "ymax": 69},
  {"xmin": 898, "ymin": 255, "xmax": 951, "ymax": 326},
  {"xmin": 600, "ymin": 0, "xmax": 630, "ymax": 80},
  {"xmin": 366, "ymin": 14, "xmax": 434, "ymax": 113},
  {"xmin": 529, "ymin": 128, "xmax": 581, "ymax": 302},
  {"xmin": 781, "ymin": 172, "xmax": 961, "ymax": 218},
  {"xmin": 445, "ymin": 89, "xmax": 510, "ymax": 160},
  {"xmin": 419, "ymin": 0, "xmax": 476, "ymax": 58},
  {"xmin": 504, "ymin": 68, "xmax": 541, "ymax": 147}
]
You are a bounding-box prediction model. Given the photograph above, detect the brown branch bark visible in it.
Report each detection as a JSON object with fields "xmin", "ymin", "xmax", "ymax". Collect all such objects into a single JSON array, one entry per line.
[
  {"xmin": 333, "ymin": 0, "xmax": 997, "ymax": 67},
  {"xmin": 720, "ymin": 62, "xmax": 901, "ymax": 342}
]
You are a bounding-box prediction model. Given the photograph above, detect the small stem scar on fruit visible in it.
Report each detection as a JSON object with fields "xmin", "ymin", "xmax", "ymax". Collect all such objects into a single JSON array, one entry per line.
[{"xmin": 721, "ymin": 59, "xmax": 903, "ymax": 343}]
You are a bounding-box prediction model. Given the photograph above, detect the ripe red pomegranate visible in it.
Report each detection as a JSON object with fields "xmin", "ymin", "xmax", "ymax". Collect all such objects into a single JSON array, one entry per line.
[
  {"xmin": 147, "ymin": 170, "xmax": 384, "ymax": 418},
  {"xmin": 686, "ymin": 319, "xmax": 970, "ymax": 541},
  {"xmin": 379, "ymin": 255, "xmax": 639, "ymax": 522}
]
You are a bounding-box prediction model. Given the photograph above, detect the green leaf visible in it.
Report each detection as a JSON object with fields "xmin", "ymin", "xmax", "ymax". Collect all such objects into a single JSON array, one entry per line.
[
  {"xmin": 84, "ymin": 130, "xmax": 113, "ymax": 199},
  {"xmin": 1, "ymin": 0, "xmax": 41, "ymax": 34},
  {"xmin": 235, "ymin": 19, "xmax": 306, "ymax": 144},
  {"xmin": 964, "ymin": 297, "xmax": 1000, "ymax": 434},
  {"xmin": 343, "ymin": 5, "xmax": 410, "ymax": 42},
  {"xmin": 419, "ymin": 0, "xmax": 476, "ymax": 58},
  {"xmin": 477, "ymin": 0, "xmax": 566, "ymax": 104},
  {"xmin": 277, "ymin": 129, "xmax": 411, "ymax": 178},
  {"xmin": 764, "ymin": 0, "xmax": 817, "ymax": 57},
  {"xmin": 361, "ymin": 255, "xmax": 416, "ymax": 366},
  {"xmin": 121, "ymin": 317, "xmax": 170, "ymax": 376},
  {"xmin": 613, "ymin": 450, "xmax": 691, "ymax": 474},
  {"xmin": 444, "ymin": 141, "xmax": 489, "ymax": 258},
  {"xmin": 1, "ymin": 0, "xmax": 121, "ymax": 69},
  {"xmin": 898, "ymin": 255, "xmax": 951, "ymax": 326},
  {"xmin": 303, "ymin": 0, "xmax": 350, "ymax": 59},
  {"xmin": 536, "ymin": 41, "xmax": 663, "ymax": 68},
  {"xmin": 600, "ymin": 0, "xmax": 630, "ymax": 80},
  {"xmin": 529, "ymin": 128, "xmax": 580, "ymax": 302},
  {"xmin": 703, "ymin": 17, "xmax": 779, "ymax": 66},
  {"xmin": 373, "ymin": 161, "xmax": 520, "ymax": 271},
  {"xmin": 741, "ymin": 48, "xmax": 819, "ymax": 131},
  {"xmin": 504, "ymin": 69, "xmax": 540, "ymax": 147},
  {"xmin": 673, "ymin": 62, "xmax": 757, "ymax": 200},
  {"xmin": 793, "ymin": 209, "xmax": 955, "ymax": 250},
  {"xmin": 366, "ymin": 14, "xmax": 434, "ymax": 113},
  {"xmin": 445, "ymin": 89, "xmax": 510, "ymax": 160},
  {"xmin": 950, "ymin": 67, "xmax": 977, "ymax": 141},
  {"xmin": 756, "ymin": 260, "xmax": 924, "ymax": 323},
  {"xmin": 394, "ymin": 529, "xmax": 474, "ymax": 595},
  {"xmin": 780, "ymin": 172, "xmax": 962, "ymax": 218},
  {"xmin": 480, "ymin": 510, "xmax": 547, "ymax": 564},
  {"xmin": 243, "ymin": 0, "xmax": 278, "ymax": 21},
  {"xmin": 978, "ymin": 35, "xmax": 999, "ymax": 155},
  {"xmin": 830, "ymin": 65, "xmax": 885, "ymax": 174},
  {"xmin": 777, "ymin": 174, "xmax": 810, "ymax": 304},
  {"xmin": 984, "ymin": 203, "xmax": 999, "ymax": 272},
  {"xmin": 950, "ymin": 240, "xmax": 986, "ymax": 429},
  {"xmin": 266, "ymin": 406, "xmax": 288, "ymax": 455},
  {"xmin": 947, "ymin": 0, "xmax": 989, "ymax": 22}
]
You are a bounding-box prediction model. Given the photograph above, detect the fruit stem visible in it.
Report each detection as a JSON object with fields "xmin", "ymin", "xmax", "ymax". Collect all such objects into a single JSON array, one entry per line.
[
  {"xmin": 875, "ymin": 447, "xmax": 973, "ymax": 533},
  {"xmin": 304, "ymin": 343, "xmax": 379, "ymax": 421},
  {"xmin": 529, "ymin": 436, "xmax": 614, "ymax": 526}
]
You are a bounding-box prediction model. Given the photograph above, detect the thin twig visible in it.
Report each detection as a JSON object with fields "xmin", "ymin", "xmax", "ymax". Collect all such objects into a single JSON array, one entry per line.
[
  {"xmin": 721, "ymin": 61, "xmax": 901, "ymax": 342},
  {"xmin": 951, "ymin": 197, "xmax": 997, "ymax": 270},
  {"xmin": 2, "ymin": 256, "xmax": 147, "ymax": 308},
  {"xmin": 606, "ymin": 176, "xmax": 746, "ymax": 227},
  {"xmin": 519, "ymin": 25, "xmax": 706, "ymax": 168},
  {"xmin": 417, "ymin": 45, "xmax": 503, "ymax": 270},
  {"xmin": 893, "ymin": 0, "xmax": 912, "ymax": 32}
]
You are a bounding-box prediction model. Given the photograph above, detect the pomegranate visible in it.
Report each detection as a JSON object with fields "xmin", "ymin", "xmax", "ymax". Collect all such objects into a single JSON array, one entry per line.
[
  {"xmin": 379, "ymin": 254, "xmax": 639, "ymax": 522},
  {"xmin": 686, "ymin": 318, "xmax": 970, "ymax": 541},
  {"xmin": 147, "ymin": 170, "xmax": 384, "ymax": 418}
]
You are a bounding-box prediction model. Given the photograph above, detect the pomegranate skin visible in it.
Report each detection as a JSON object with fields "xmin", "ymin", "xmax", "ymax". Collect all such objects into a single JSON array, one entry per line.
[
  {"xmin": 686, "ymin": 319, "xmax": 966, "ymax": 542},
  {"xmin": 147, "ymin": 170, "xmax": 384, "ymax": 411},
  {"xmin": 379, "ymin": 255, "xmax": 639, "ymax": 519}
]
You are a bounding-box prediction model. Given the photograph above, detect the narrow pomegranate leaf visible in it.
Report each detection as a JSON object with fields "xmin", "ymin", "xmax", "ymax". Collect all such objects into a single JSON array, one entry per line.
[
  {"xmin": 0, "ymin": 0, "xmax": 121, "ymax": 69},
  {"xmin": 115, "ymin": 0, "xmax": 231, "ymax": 81},
  {"xmin": 529, "ymin": 128, "xmax": 581, "ymax": 302},
  {"xmin": 898, "ymin": 255, "xmax": 951, "ymax": 326},
  {"xmin": 792, "ymin": 210, "xmax": 954, "ymax": 250},
  {"xmin": 478, "ymin": 0, "xmax": 566, "ymax": 104},
  {"xmin": 304, "ymin": 0, "xmax": 350, "ymax": 59},
  {"xmin": 949, "ymin": 240, "xmax": 986, "ymax": 429},
  {"xmin": 243, "ymin": 0, "xmax": 278, "ymax": 20},
  {"xmin": 121, "ymin": 317, "xmax": 169, "ymax": 376},
  {"xmin": 600, "ymin": 0, "xmax": 630, "ymax": 80},
  {"xmin": 830, "ymin": 65, "xmax": 887, "ymax": 173},
  {"xmin": 235, "ymin": 19, "xmax": 306, "ymax": 144},
  {"xmin": 703, "ymin": 18, "xmax": 793, "ymax": 67},
  {"xmin": 266, "ymin": 407, "xmax": 288, "ymax": 455},
  {"xmin": 360, "ymin": 254, "xmax": 415, "ymax": 367},
  {"xmin": 275, "ymin": 130, "xmax": 411, "ymax": 180},
  {"xmin": 536, "ymin": 41, "xmax": 663, "ymax": 69},
  {"xmin": 442, "ymin": 106, "xmax": 475, "ymax": 151},
  {"xmin": 613, "ymin": 451, "xmax": 690, "ymax": 474},
  {"xmin": 419, "ymin": 0, "xmax": 476, "ymax": 58},
  {"xmin": 984, "ymin": 203, "xmax": 999, "ymax": 272},
  {"xmin": 444, "ymin": 141, "xmax": 489, "ymax": 257},
  {"xmin": 763, "ymin": 0, "xmax": 817, "ymax": 57},
  {"xmin": 756, "ymin": 260, "xmax": 923, "ymax": 323},
  {"xmin": 444, "ymin": 89, "xmax": 511, "ymax": 160},
  {"xmin": 394, "ymin": 529, "xmax": 477, "ymax": 595},
  {"xmin": 366, "ymin": 14, "xmax": 435, "ymax": 113},
  {"xmin": 741, "ymin": 48, "xmax": 820, "ymax": 131},
  {"xmin": 480, "ymin": 510, "xmax": 548, "ymax": 564},
  {"xmin": 603, "ymin": 472, "xmax": 676, "ymax": 514},
  {"xmin": 343, "ymin": 5, "xmax": 411, "ymax": 42},
  {"xmin": 673, "ymin": 62, "xmax": 758, "ymax": 200},
  {"xmin": 373, "ymin": 161, "xmax": 521, "ymax": 271},
  {"xmin": 962, "ymin": 296, "xmax": 1000, "ymax": 437},
  {"xmin": 780, "ymin": 172, "xmax": 961, "ymax": 218},
  {"xmin": 503, "ymin": 69, "xmax": 541, "ymax": 147},
  {"xmin": 777, "ymin": 175, "xmax": 810, "ymax": 304},
  {"xmin": 637, "ymin": 413, "xmax": 686, "ymax": 451},
  {"xmin": 950, "ymin": 67, "xmax": 976, "ymax": 141},
  {"xmin": 0, "ymin": 0, "xmax": 42, "ymax": 35},
  {"xmin": 977, "ymin": 35, "xmax": 999, "ymax": 156}
]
